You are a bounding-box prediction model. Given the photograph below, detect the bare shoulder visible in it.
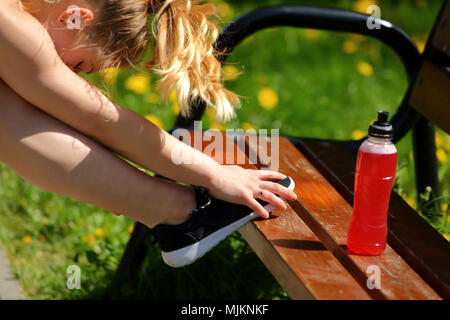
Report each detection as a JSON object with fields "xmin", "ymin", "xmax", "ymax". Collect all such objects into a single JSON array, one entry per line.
[{"xmin": 0, "ymin": 0, "xmax": 60, "ymax": 78}]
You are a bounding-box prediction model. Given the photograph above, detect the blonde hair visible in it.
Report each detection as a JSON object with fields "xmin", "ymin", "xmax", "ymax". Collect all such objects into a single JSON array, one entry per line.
[{"xmin": 21, "ymin": 0, "xmax": 242, "ymax": 122}]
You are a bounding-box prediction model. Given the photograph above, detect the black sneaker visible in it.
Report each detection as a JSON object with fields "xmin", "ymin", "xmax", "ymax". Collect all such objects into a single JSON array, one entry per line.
[{"xmin": 150, "ymin": 176, "xmax": 295, "ymax": 268}]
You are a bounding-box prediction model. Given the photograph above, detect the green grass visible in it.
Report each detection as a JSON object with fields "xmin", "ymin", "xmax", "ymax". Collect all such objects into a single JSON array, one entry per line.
[{"xmin": 0, "ymin": 0, "xmax": 448, "ymax": 299}]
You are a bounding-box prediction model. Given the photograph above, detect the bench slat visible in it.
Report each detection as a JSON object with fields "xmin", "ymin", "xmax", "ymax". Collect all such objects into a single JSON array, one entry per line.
[
  {"xmin": 244, "ymin": 135, "xmax": 441, "ymax": 300},
  {"xmin": 430, "ymin": 0, "xmax": 450, "ymax": 59},
  {"xmin": 409, "ymin": 60, "xmax": 450, "ymax": 134},
  {"xmin": 241, "ymin": 205, "xmax": 371, "ymax": 300}
]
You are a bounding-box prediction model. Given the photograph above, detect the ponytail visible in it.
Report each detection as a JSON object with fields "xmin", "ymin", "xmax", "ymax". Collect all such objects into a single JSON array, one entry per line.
[{"xmin": 149, "ymin": 0, "xmax": 242, "ymax": 122}]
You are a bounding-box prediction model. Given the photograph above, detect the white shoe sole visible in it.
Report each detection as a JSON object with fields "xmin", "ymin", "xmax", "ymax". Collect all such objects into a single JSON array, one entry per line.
[{"xmin": 162, "ymin": 176, "xmax": 295, "ymax": 268}]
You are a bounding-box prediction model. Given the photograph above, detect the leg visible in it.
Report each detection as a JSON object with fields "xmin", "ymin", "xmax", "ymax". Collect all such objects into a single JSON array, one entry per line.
[{"xmin": 0, "ymin": 80, "xmax": 195, "ymax": 228}]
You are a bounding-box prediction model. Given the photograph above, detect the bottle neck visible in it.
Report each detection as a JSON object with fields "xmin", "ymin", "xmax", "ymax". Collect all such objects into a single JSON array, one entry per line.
[{"xmin": 367, "ymin": 135, "xmax": 393, "ymax": 145}]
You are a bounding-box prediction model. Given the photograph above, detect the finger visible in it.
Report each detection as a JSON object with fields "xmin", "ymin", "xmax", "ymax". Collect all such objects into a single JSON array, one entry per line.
[
  {"xmin": 257, "ymin": 190, "xmax": 287, "ymax": 211},
  {"xmin": 257, "ymin": 169, "xmax": 287, "ymax": 181},
  {"xmin": 261, "ymin": 181, "xmax": 297, "ymax": 201},
  {"xmin": 246, "ymin": 197, "xmax": 270, "ymax": 219}
]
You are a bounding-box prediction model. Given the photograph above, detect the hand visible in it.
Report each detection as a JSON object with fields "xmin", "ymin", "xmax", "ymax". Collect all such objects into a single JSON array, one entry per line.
[{"xmin": 206, "ymin": 165, "xmax": 297, "ymax": 219}]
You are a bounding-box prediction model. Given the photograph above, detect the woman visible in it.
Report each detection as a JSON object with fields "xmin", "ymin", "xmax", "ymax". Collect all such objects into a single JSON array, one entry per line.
[{"xmin": 0, "ymin": 0, "xmax": 296, "ymax": 267}]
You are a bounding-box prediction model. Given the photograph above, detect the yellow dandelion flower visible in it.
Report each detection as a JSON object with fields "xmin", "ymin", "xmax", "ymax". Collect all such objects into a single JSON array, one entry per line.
[
  {"xmin": 441, "ymin": 202, "xmax": 448, "ymax": 213},
  {"xmin": 342, "ymin": 39, "xmax": 358, "ymax": 54},
  {"xmin": 83, "ymin": 234, "xmax": 95, "ymax": 246},
  {"xmin": 357, "ymin": 62, "xmax": 374, "ymax": 76},
  {"xmin": 100, "ymin": 68, "xmax": 119, "ymax": 85},
  {"xmin": 436, "ymin": 149, "xmax": 447, "ymax": 164},
  {"xmin": 128, "ymin": 224, "xmax": 134, "ymax": 234},
  {"xmin": 223, "ymin": 65, "xmax": 240, "ymax": 81},
  {"xmin": 258, "ymin": 87, "xmax": 279, "ymax": 110},
  {"xmin": 125, "ymin": 74, "xmax": 150, "ymax": 94},
  {"xmin": 172, "ymin": 103, "xmax": 180, "ymax": 115},
  {"xmin": 169, "ymin": 89, "xmax": 177, "ymax": 103},
  {"xmin": 353, "ymin": 0, "xmax": 378, "ymax": 14},
  {"xmin": 147, "ymin": 93, "xmax": 160, "ymax": 104},
  {"xmin": 205, "ymin": 107, "xmax": 216, "ymax": 121},
  {"xmin": 444, "ymin": 234, "xmax": 450, "ymax": 242},
  {"xmin": 445, "ymin": 140, "xmax": 450, "ymax": 152},
  {"xmin": 242, "ymin": 122, "xmax": 256, "ymax": 131},
  {"xmin": 95, "ymin": 227, "xmax": 106, "ymax": 238},
  {"xmin": 210, "ymin": 122, "xmax": 225, "ymax": 131},
  {"xmin": 305, "ymin": 29, "xmax": 321, "ymax": 41},
  {"xmin": 22, "ymin": 235, "xmax": 32, "ymax": 244},
  {"xmin": 412, "ymin": 35, "xmax": 427, "ymax": 53},
  {"xmin": 351, "ymin": 129, "xmax": 366, "ymax": 140},
  {"xmin": 415, "ymin": 39, "xmax": 426, "ymax": 53},
  {"xmin": 435, "ymin": 132, "xmax": 443, "ymax": 148},
  {"xmin": 406, "ymin": 197, "xmax": 417, "ymax": 209},
  {"xmin": 144, "ymin": 114, "xmax": 164, "ymax": 129}
]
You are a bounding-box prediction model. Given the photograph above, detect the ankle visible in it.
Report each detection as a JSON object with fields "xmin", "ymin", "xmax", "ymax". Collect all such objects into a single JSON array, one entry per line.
[{"xmin": 160, "ymin": 185, "xmax": 197, "ymax": 225}]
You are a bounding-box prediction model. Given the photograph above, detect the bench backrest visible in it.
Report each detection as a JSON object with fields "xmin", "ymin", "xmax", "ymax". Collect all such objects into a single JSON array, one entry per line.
[{"xmin": 408, "ymin": 0, "xmax": 450, "ymax": 134}]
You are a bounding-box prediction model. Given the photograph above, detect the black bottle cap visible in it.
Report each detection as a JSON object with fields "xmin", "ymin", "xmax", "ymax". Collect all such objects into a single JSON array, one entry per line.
[{"xmin": 368, "ymin": 111, "xmax": 393, "ymax": 139}]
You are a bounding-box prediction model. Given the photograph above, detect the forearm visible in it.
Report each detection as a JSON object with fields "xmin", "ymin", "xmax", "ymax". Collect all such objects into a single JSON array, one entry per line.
[{"xmin": 90, "ymin": 104, "xmax": 221, "ymax": 188}]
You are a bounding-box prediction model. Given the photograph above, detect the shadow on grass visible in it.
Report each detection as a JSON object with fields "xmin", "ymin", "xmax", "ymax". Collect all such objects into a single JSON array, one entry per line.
[{"xmin": 80, "ymin": 233, "xmax": 289, "ymax": 300}]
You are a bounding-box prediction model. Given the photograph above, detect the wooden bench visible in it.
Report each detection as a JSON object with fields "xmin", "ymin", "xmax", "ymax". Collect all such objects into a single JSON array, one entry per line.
[{"xmin": 117, "ymin": 2, "xmax": 450, "ymax": 299}]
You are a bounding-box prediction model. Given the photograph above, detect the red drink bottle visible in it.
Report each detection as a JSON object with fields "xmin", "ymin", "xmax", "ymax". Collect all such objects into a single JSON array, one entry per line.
[{"xmin": 347, "ymin": 111, "xmax": 397, "ymax": 256}]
